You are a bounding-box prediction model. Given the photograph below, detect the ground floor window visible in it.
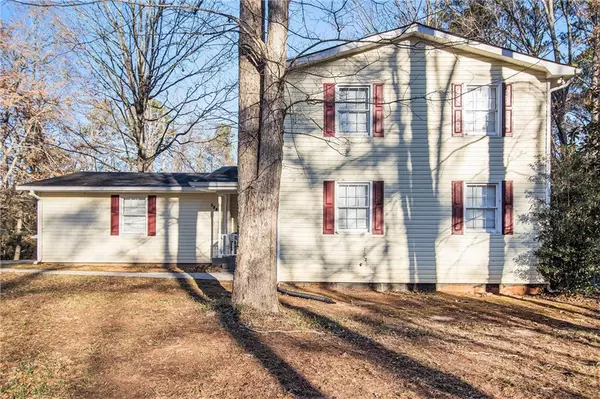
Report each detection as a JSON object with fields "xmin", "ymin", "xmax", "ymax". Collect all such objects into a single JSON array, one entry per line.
[
  {"xmin": 336, "ymin": 182, "xmax": 370, "ymax": 232},
  {"xmin": 121, "ymin": 196, "xmax": 147, "ymax": 235},
  {"xmin": 465, "ymin": 183, "xmax": 500, "ymax": 233}
]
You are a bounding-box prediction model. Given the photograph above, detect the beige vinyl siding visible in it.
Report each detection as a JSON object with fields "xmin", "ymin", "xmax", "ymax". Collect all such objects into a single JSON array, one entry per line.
[
  {"xmin": 39, "ymin": 192, "xmax": 218, "ymax": 263},
  {"xmin": 278, "ymin": 38, "xmax": 546, "ymax": 284}
]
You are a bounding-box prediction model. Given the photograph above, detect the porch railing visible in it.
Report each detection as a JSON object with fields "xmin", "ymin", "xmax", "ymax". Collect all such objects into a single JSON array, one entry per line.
[{"xmin": 218, "ymin": 232, "xmax": 238, "ymax": 257}]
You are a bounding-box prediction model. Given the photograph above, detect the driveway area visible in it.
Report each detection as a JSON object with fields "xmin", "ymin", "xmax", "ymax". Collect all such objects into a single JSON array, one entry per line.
[{"xmin": 1, "ymin": 271, "xmax": 599, "ymax": 398}]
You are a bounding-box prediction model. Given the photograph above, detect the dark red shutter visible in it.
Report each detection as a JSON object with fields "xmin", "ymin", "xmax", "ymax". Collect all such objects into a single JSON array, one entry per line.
[
  {"xmin": 373, "ymin": 83, "xmax": 384, "ymax": 137},
  {"xmin": 452, "ymin": 181, "xmax": 464, "ymax": 235},
  {"xmin": 323, "ymin": 83, "xmax": 336, "ymax": 137},
  {"xmin": 148, "ymin": 195, "xmax": 156, "ymax": 236},
  {"xmin": 452, "ymin": 83, "xmax": 464, "ymax": 136},
  {"xmin": 110, "ymin": 195, "xmax": 119, "ymax": 235},
  {"xmin": 372, "ymin": 181, "xmax": 384, "ymax": 234},
  {"xmin": 323, "ymin": 181, "xmax": 335, "ymax": 234},
  {"xmin": 503, "ymin": 180, "xmax": 514, "ymax": 235},
  {"xmin": 503, "ymin": 83, "xmax": 513, "ymax": 137}
]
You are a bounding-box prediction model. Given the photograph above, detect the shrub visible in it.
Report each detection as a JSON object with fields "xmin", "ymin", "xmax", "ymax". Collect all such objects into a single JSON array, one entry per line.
[{"xmin": 524, "ymin": 123, "xmax": 600, "ymax": 293}]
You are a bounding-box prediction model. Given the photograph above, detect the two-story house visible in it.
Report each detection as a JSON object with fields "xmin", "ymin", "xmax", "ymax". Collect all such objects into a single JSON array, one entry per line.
[{"xmin": 17, "ymin": 24, "xmax": 578, "ymax": 292}]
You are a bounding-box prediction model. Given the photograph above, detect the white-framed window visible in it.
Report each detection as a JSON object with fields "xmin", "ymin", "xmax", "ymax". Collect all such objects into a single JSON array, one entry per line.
[
  {"xmin": 121, "ymin": 196, "xmax": 147, "ymax": 235},
  {"xmin": 336, "ymin": 182, "xmax": 370, "ymax": 232},
  {"xmin": 336, "ymin": 85, "xmax": 371, "ymax": 135},
  {"xmin": 464, "ymin": 85, "xmax": 501, "ymax": 136},
  {"xmin": 465, "ymin": 183, "xmax": 500, "ymax": 233}
]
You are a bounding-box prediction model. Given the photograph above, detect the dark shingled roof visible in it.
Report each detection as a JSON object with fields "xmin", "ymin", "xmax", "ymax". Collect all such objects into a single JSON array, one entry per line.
[{"xmin": 19, "ymin": 166, "xmax": 237, "ymax": 188}]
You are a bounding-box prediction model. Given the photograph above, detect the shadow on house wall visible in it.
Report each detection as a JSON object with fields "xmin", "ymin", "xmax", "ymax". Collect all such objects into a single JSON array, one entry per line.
[{"xmin": 279, "ymin": 37, "xmax": 545, "ymax": 287}]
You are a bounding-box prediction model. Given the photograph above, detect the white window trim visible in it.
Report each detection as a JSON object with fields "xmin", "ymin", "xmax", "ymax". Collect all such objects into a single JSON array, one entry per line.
[
  {"xmin": 120, "ymin": 195, "xmax": 148, "ymax": 236},
  {"xmin": 335, "ymin": 181, "xmax": 372, "ymax": 234},
  {"xmin": 335, "ymin": 84, "xmax": 373, "ymax": 136},
  {"xmin": 463, "ymin": 84, "xmax": 503, "ymax": 137},
  {"xmin": 463, "ymin": 182, "xmax": 502, "ymax": 235}
]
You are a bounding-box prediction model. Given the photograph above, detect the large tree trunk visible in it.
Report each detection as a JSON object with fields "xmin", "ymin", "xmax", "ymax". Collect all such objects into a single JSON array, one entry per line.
[
  {"xmin": 233, "ymin": 0, "xmax": 289, "ymax": 312},
  {"xmin": 233, "ymin": 0, "xmax": 274, "ymax": 311}
]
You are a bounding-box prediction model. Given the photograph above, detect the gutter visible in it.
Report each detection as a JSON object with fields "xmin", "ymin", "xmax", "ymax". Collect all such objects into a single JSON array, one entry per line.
[
  {"xmin": 27, "ymin": 190, "xmax": 42, "ymax": 264},
  {"xmin": 15, "ymin": 182, "xmax": 238, "ymax": 193}
]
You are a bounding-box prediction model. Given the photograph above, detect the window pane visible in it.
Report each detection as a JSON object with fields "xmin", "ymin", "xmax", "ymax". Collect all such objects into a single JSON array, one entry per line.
[
  {"xmin": 356, "ymin": 112, "xmax": 367, "ymax": 128},
  {"xmin": 465, "ymin": 209, "xmax": 474, "ymax": 229},
  {"xmin": 356, "ymin": 208, "xmax": 367, "ymax": 220},
  {"xmin": 339, "ymin": 113, "xmax": 349, "ymax": 131},
  {"xmin": 465, "ymin": 90, "xmax": 474, "ymax": 109},
  {"xmin": 357, "ymin": 195, "xmax": 367, "ymax": 207},
  {"xmin": 474, "ymin": 111, "xmax": 488, "ymax": 133},
  {"xmin": 356, "ymin": 88, "xmax": 366, "ymax": 102},
  {"xmin": 357, "ymin": 185, "xmax": 366, "ymax": 196},
  {"xmin": 474, "ymin": 209, "xmax": 484, "ymax": 229},
  {"xmin": 347, "ymin": 218, "xmax": 357, "ymax": 229},
  {"xmin": 486, "ymin": 112, "xmax": 496, "ymax": 134},
  {"xmin": 347, "ymin": 185, "xmax": 356, "ymax": 198},
  {"xmin": 485, "ymin": 185, "xmax": 496, "ymax": 206},
  {"xmin": 339, "ymin": 89, "xmax": 348, "ymax": 102},
  {"xmin": 468, "ymin": 185, "xmax": 482, "ymax": 207},
  {"xmin": 347, "ymin": 112, "xmax": 357, "ymax": 126},
  {"xmin": 489, "ymin": 87, "xmax": 497, "ymax": 109},
  {"xmin": 347, "ymin": 208, "xmax": 357, "ymax": 220},
  {"xmin": 485, "ymin": 209, "xmax": 496, "ymax": 230}
]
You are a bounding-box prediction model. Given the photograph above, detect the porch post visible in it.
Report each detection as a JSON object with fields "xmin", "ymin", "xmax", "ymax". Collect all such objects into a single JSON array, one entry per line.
[{"xmin": 217, "ymin": 195, "xmax": 222, "ymax": 256}]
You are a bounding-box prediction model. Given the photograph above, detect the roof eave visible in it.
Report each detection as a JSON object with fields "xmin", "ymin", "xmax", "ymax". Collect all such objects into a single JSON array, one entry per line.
[
  {"xmin": 409, "ymin": 29, "xmax": 578, "ymax": 78},
  {"xmin": 16, "ymin": 182, "xmax": 238, "ymax": 193},
  {"xmin": 288, "ymin": 23, "xmax": 578, "ymax": 79}
]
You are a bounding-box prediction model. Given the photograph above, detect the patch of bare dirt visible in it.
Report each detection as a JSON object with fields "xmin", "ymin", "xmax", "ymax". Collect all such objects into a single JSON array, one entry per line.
[{"xmin": 1, "ymin": 273, "xmax": 599, "ymax": 398}]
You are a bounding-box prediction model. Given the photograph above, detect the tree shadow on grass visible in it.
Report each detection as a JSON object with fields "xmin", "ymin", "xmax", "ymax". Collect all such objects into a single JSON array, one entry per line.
[
  {"xmin": 1, "ymin": 265, "xmax": 78, "ymax": 292},
  {"xmin": 170, "ymin": 275, "xmax": 327, "ymax": 398},
  {"xmin": 497, "ymin": 294, "xmax": 600, "ymax": 320},
  {"xmin": 282, "ymin": 301, "xmax": 491, "ymax": 398},
  {"xmin": 312, "ymin": 287, "xmax": 600, "ymax": 339}
]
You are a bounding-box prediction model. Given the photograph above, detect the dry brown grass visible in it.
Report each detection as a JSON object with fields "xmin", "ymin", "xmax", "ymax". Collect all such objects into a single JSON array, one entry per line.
[
  {"xmin": 2, "ymin": 262, "xmax": 223, "ymax": 273},
  {"xmin": 1, "ymin": 272, "xmax": 599, "ymax": 399}
]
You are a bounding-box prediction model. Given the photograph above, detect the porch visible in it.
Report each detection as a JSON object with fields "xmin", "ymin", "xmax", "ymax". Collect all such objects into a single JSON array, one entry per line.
[{"xmin": 211, "ymin": 193, "xmax": 238, "ymax": 270}]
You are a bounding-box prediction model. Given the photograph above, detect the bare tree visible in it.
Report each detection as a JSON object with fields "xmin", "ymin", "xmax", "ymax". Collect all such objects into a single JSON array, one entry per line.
[
  {"xmin": 155, "ymin": 123, "xmax": 235, "ymax": 172},
  {"xmin": 63, "ymin": 0, "xmax": 236, "ymax": 171},
  {"xmin": 1, "ymin": 9, "xmax": 76, "ymax": 259}
]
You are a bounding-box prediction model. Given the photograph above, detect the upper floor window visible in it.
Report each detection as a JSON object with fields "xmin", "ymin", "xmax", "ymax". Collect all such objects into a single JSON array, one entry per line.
[
  {"xmin": 464, "ymin": 85, "xmax": 500, "ymax": 136},
  {"xmin": 121, "ymin": 196, "xmax": 147, "ymax": 235},
  {"xmin": 465, "ymin": 183, "xmax": 500, "ymax": 233},
  {"xmin": 337, "ymin": 182, "xmax": 370, "ymax": 232},
  {"xmin": 337, "ymin": 86, "xmax": 370, "ymax": 135}
]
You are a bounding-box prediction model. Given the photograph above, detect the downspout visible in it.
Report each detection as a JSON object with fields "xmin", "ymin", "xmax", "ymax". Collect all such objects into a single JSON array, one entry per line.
[
  {"xmin": 28, "ymin": 190, "xmax": 42, "ymax": 264},
  {"xmin": 546, "ymin": 76, "xmax": 575, "ymax": 205}
]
